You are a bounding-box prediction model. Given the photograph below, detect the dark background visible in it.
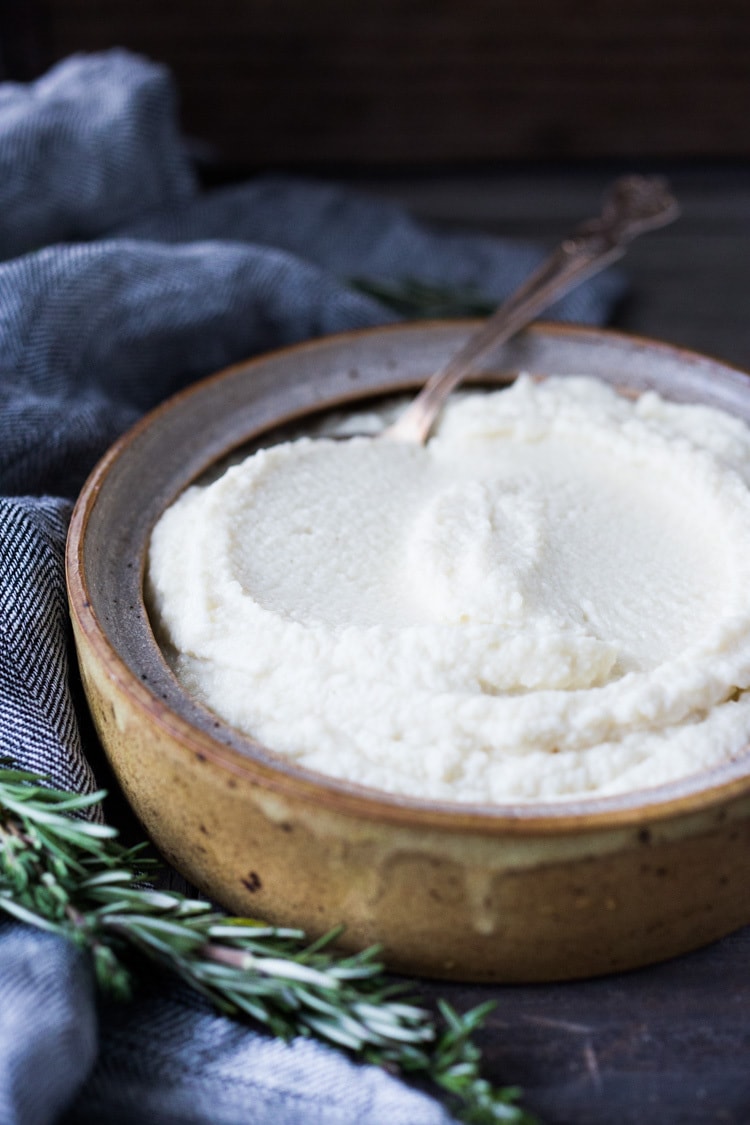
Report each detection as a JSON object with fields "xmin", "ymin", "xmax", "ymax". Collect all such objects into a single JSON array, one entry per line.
[
  {"xmin": 4, "ymin": 0, "xmax": 750, "ymax": 372},
  {"xmin": 2, "ymin": 4, "xmax": 750, "ymax": 1122},
  {"xmin": 3, "ymin": 0, "xmax": 750, "ymax": 169}
]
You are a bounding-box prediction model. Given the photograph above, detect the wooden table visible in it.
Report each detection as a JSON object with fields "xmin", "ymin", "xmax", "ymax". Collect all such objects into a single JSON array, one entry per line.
[{"xmin": 348, "ymin": 166, "xmax": 750, "ymax": 1124}]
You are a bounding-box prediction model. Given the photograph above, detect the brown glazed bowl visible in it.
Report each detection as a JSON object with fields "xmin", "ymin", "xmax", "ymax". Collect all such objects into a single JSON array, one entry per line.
[{"xmin": 66, "ymin": 322, "xmax": 750, "ymax": 982}]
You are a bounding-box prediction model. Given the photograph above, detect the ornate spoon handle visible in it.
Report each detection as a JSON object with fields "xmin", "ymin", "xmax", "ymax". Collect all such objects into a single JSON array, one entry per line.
[{"xmin": 382, "ymin": 175, "xmax": 680, "ymax": 445}]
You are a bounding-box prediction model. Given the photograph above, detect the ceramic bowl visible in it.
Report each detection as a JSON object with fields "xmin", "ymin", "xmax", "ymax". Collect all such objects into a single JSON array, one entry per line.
[{"xmin": 66, "ymin": 322, "xmax": 750, "ymax": 982}]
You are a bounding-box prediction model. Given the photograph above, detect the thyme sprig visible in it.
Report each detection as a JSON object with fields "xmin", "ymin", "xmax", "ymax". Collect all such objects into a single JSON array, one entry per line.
[{"xmin": 0, "ymin": 764, "xmax": 535, "ymax": 1124}]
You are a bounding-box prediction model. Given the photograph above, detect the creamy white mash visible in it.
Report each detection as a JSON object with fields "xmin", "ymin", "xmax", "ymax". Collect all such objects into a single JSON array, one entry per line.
[{"xmin": 147, "ymin": 376, "xmax": 750, "ymax": 802}]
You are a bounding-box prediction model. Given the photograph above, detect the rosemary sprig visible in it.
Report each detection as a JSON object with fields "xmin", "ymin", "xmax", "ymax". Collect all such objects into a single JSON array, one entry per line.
[
  {"xmin": 349, "ymin": 276, "xmax": 497, "ymax": 319},
  {"xmin": 0, "ymin": 765, "xmax": 536, "ymax": 1124}
]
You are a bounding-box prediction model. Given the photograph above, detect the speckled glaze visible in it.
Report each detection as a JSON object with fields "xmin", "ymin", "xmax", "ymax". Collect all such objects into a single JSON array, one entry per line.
[{"xmin": 66, "ymin": 323, "xmax": 750, "ymax": 981}]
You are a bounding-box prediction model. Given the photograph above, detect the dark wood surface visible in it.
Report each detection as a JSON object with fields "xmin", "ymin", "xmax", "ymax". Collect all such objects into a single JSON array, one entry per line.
[
  {"xmin": 4, "ymin": 1, "xmax": 750, "ymax": 165},
  {"xmin": 453, "ymin": 927, "xmax": 750, "ymax": 1124},
  {"xmin": 342, "ymin": 166, "xmax": 750, "ymax": 1124}
]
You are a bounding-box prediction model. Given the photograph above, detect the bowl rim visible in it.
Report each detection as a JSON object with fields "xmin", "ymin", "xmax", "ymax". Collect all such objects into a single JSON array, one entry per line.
[{"xmin": 66, "ymin": 319, "xmax": 750, "ymax": 836}]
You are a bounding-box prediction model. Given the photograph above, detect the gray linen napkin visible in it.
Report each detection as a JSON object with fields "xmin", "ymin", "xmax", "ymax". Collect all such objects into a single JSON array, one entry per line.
[{"xmin": 0, "ymin": 49, "xmax": 625, "ymax": 1124}]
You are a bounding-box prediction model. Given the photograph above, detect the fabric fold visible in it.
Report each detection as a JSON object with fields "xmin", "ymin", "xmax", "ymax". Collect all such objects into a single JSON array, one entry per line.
[
  {"xmin": 0, "ymin": 925, "xmax": 97, "ymax": 1125},
  {"xmin": 0, "ymin": 50, "xmax": 196, "ymax": 261}
]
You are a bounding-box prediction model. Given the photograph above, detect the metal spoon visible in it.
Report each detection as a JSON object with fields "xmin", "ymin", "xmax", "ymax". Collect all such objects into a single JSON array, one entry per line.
[{"xmin": 382, "ymin": 175, "xmax": 680, "ymax": 445}]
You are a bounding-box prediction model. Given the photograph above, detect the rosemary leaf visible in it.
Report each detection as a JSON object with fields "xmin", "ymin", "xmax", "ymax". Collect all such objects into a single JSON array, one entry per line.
[
  {"xmin": 0, "ymin": 763, "xmax": 537, "ymax": 1124},
  {"xmin": 348, "ymin": 276, "xmax": 497, "ymax": 319}
]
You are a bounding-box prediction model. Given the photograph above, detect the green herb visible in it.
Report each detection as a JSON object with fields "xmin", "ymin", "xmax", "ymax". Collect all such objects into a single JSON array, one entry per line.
[
  {"xmin": 349, "ymin": 277, "xmax": 497, "ymax": 319},
  {"xmin": 0, "ymin": 764, "xmax": 536, "ymax": 1124}
]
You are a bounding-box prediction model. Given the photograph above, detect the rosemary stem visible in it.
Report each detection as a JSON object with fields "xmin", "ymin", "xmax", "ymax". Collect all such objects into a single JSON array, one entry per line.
[{"xmin": 201, "ymin": 941, "xmax": 255, "ymax": 970}]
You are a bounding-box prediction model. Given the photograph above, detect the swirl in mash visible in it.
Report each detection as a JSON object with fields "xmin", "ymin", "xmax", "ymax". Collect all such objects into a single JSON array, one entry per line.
[{"xmin": 147, "ymin": 376, "xmax": 750, "ymax": 802}]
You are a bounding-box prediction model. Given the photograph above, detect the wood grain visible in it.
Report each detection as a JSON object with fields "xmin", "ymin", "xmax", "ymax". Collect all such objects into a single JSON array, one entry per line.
[
  {"xmin": 10, "ymin": 0, "xmax": 750, "ymax": 166},
  {"xmin": 448, "ymin": 926, "xmax": 750, "ymax": 1123}
]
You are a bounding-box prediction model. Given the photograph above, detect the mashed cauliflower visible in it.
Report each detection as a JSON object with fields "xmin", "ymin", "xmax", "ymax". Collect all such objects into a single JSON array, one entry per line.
[{"xmin": 147, "ymin": 376, "xmax": 750, "ymax": 802}]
